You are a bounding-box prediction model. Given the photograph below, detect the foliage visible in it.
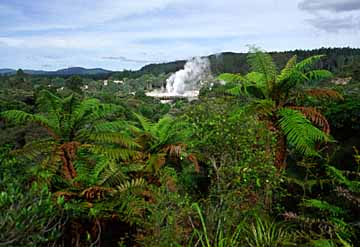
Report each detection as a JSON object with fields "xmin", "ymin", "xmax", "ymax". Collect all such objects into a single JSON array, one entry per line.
[
  {"xmin": 0, "ymin": 149, "xmax": 64, "ymax": 246},
  {"xmin": 219, "ymin": 47, "xmax": 341, "ymax": 169},
  {"xmin": 245, "ymin": 215, "xmax": 294, "ymax": 247},
  {"xmin": 0, "ymin": 184, "xmax": 63, "ymax": 247},
  {"xmin": 190, "ymin": 203, "xmax": 246, "ymax": 247},
  {"xmin": 0, "ymin": 47, "xmax": 359, "ymax": 246},
  {"xmin": 277, "ymin": 108, "xmax": 330, "ymax": 156}
]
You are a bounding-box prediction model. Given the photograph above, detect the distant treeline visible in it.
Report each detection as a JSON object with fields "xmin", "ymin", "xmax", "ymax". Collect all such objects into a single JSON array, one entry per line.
[{"xmin": 112, "ymin": 47, "xmax": 360, "ymax": 80}]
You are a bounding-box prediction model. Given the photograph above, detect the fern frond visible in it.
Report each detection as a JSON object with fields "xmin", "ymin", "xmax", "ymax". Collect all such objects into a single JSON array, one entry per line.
[
  {"xmin": 1, "ymin": 109, "xmax": 35, "ymax": 124},
  {"xmin": 295, "ymin": 55, "xmax": 324, "ymax": 72},
  {"xmin": 155, "ymin": 116, "xmax": 174, "ymax": 140},
  {"xmin": 11, "ymin": 139, "xmax": 56, "ymax": 159},
  {"xmin": 226, "ymin": 84, "xmax": 244, "ymax": 97},
  {"xmin": 245, "ymin": 72, "xmax": 267, "ymax": 95},
  {"xmin": 91, "ymin": 159, "xmax": 108, "ymax": 179},
  {"xmin": 187, "ymin": 153, "xmax": 200, "ymax": 172},
  {"xmin": 162, "ymin": 143, "xmax": 186, "ymax": 157},
  {"xmin": 218, "ymin": 73, "xmax": 251, "ymax": 97},
  {"xmin": 80, "ymin": 186, "xmax": 114, "ymax": 201},
  {"xmin": 286, "ymin": 176, "xmax": 332, "ymax": 193},
  {"xmin": 88, "ymin": 132, "xmax": 140, "ymax": 149},
  {"xmin": 336, "ymin": 233, "xmax": 354, "ymax": 247},
  {"xmin": 134, "ymin": 112, "xmax": 153, "ymax": 132},
  {"xmin": 277, "ymin": 55, "xmax": 297, "ymax": 82},
  {"xmin": 0, "ymin": 110, "xmax": 60, "ymax": 139},
  {"xmin": 91, "ymin": 120, "xmax": 128, "ymax": 132},
  {"xmin": 247, "ymin": 47, "xmax": 277, "ymax": 94},
  {"xmin": 147, "ymin": 153, "xmax": 166, "ymax": 173},
  {"xmin": 70, "ymin": 98, "xmax": 101, "ymax": 126},
  {"xmin": 85, "ymin": 103, "xmax": 122, "ymax": 121},
  {"xmin": 277, "ymin": 108, "xmax": 330, "ymax": 156},
  {"xmin": 306, "ymin": 69, "xmax": 333, "ymax": 81},
  {"xmin": 327, "ymin": 166, "xmax": 350, "ymax": 186},
  {"xmin": 36, "ymin": 89, "xmax": 63, "ymax": 114},
  {"xmin": 218, "ymin": 73, "xmax": 247, "ymax": 84},
  {"xmin": 287, "ymin": 106, "xmax": 330, "ymax": 134},
  {"xmin": 73, "ymin": 160, "xmax": 94, "ymax": 185},
  {"xmin": 87, "ymin": 145, "xmax": 138, "ymax": 161},
  {"xmin": 302, "ymin": 199, "xmax": 344, "ymax": 216},
  {"xmin": 97, "ymin": 163, "xmax": 127, "ymax": 187},
  {"xmin": 310, "ymin": 239, "xmax": 336, "ymax": 247},
  {"xmin": 117, "ymin": 178, "xmax": 146, "ymax": 193},
  {"xmin": 327, "ymin": 166, "xmax": 360, "ymax": 192},
  {"xmin": 250, "ymin": 99, "xmax": 276, "ymax": 117}
]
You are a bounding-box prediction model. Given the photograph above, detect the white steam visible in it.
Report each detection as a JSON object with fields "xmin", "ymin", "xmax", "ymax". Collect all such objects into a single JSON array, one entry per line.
[
  {"xmin": 145, "ymin": 57, "xmax": 211, "ymax": 101},
  {"xmin": 165, "ymin": 57, "xmax": 210, "ymax": 95}
]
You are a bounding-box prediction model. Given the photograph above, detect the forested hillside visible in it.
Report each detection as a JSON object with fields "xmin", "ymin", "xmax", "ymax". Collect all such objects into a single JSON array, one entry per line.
[
  {"xmin": 1, "ymin": 48, "xmax": 360, "ymax": 247},
  {"xmin": 112, "ymin": 47, "xmax": 360, "ymax": 80}
]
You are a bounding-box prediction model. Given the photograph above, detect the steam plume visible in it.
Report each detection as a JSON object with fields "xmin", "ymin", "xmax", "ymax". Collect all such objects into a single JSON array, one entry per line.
[{"xmin": 165, "ymin": 57, "xmax": 210, "ymax": 95}]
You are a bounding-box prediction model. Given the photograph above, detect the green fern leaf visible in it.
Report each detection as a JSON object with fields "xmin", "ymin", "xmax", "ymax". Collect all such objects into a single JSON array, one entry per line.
[
  {"xmin": 277, "ymin": 108, "xmax": 330, "ymax": 156},
  {"xmin": 247, "ymin": 47, "xmax": 277, "ymax": 94},
  {"xmin": 295, "ymin": 55, "xmax": 324, "ymax": 72}
]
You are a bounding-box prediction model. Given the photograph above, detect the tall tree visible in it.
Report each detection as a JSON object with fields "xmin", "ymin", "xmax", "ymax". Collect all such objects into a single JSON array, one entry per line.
[{"xmin": 219, "ymin": 47, "xmax": 343, "ymax": 169}]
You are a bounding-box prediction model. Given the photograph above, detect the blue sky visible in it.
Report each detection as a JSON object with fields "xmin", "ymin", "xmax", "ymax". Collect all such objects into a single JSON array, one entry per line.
[{"xmin": 0, "ymin": 0, "xmax": 359, "ymax": 71}]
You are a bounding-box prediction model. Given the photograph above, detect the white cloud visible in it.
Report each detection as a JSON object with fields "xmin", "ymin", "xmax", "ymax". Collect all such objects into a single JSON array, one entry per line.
[
  {"xmin": 299, "ymin": 0, "xmax": 360, "ymax": 13},
  {"xmin": 0, "ymin": 0, "xmax": 359, "ymax": 70},
  {"xmin": 1, "ymin": 0, "xmax": 182, "ymax": 31},
  {"xmin": 299, "ymin": 0, "xmax": 360, "ymax": 32}
]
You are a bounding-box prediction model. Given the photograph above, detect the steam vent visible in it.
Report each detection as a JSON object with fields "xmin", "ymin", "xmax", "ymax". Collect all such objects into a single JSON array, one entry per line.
[{"xmin": 145, "ymin": 57, "xmax": 210, "ymax": 102}]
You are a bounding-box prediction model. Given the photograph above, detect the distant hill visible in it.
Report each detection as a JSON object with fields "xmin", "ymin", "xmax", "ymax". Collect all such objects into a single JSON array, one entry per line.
[
  {"xmin": 111, "ymin": 47, "xmax": 360, "ymax": 80},
  {"xmin": 0, "ymin": 67, "xmax": 113, "ymax": 76},
  {"xmin": 2, "ymin": 47, "xmax": 360, "ymax": 79},
  {"xmin": 0, "ymin": 69, "xmax": 16, "ymax": 75}
]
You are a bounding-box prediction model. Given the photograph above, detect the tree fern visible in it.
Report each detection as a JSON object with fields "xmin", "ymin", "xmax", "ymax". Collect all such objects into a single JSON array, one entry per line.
[{"xmin": 1, "ymin": 90, "xmax": 138, "ymax": 182}]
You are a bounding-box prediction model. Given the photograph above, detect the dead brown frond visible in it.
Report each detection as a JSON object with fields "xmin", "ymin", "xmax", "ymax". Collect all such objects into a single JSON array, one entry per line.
[
  {"xmin": 53, "ymin": 191, "xmax": 78, "ymax": 201},
  {"xmin": 303, "ymin": 88, "xmax": 343, "ymax": 100},
  {"xmin": 287, "ymin": 106, "xmax": 330, "ymax": 134},
  {"xmin": 187, "ymin": 153, "xmax": 200, "ymax": 172},
  {"xmin": 162, "ymin": 143, "xmax": 186, "ymax": 157},
  {"xmin": 166, "ymin": 176, "xmax": 177, "ymax": 192},
  {"xmin": 148, "ymin": 153, "xmax": 166, "ymax": 172},
  {"xmin": 80, "ymin": 186, "xmax": 114, "ymax": 201}
]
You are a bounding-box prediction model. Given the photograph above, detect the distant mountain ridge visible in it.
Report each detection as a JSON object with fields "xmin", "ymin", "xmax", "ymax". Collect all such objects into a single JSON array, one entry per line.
[
  {"xmin": 0, "ymin": 67, "xmax": 113, "ymax": 76},
  {"xmin": 2, "ymin": 47, "xmax": 360, "ymax": 78}
]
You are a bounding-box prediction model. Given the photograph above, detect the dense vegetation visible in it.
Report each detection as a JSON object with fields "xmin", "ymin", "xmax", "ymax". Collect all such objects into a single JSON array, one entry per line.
[
  {"xmin": 111, "ymin": 47, "xmax": 360, "ymax": 81},
  {"xmin": 0, "ymin": 47, "xmax": 359, "ymax": 247}
]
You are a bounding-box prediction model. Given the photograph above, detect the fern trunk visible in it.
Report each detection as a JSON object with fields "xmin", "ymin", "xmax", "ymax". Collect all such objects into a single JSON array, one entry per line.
[
  {"xmin": 275, "ymin": 133, "xmax": 287, "ymax": 170},
  {"xmin": 60, "ymin": 142, "xmax": 79, "ymax": 180}
]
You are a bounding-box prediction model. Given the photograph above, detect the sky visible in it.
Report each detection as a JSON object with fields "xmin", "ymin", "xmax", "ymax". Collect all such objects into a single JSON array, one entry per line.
[{"xmin": 0, "ymin": 0, "xmax": 359, "ymax": 71}]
